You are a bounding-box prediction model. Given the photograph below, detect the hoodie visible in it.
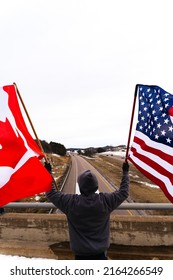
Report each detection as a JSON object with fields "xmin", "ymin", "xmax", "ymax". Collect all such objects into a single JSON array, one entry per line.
[
  {"xmin": 46, "ymin": 169, "xmax": 129, "ymax": 256},
  {"xmin": 78, "ymin": 170, "xmax": 98, "ymax": 195}
]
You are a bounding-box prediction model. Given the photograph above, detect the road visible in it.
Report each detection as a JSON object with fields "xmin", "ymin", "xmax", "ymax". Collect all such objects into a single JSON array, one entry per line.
[{"xmin": 63, "ymin": 154, "xmax": 138, "ymax": 216}]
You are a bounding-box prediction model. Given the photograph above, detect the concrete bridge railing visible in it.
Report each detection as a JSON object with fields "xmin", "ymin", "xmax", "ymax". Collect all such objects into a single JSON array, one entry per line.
[{"xmin": 0, "ymin": 213, "xmax": 173, "ymax": 247}]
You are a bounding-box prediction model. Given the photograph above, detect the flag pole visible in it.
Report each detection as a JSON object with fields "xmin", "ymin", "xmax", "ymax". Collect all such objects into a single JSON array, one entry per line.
[
  {"xmin": 125, "ymin": 84, "xmax": 138, "ymax": 162},
  {"xmin": 13, "ymin": 82, "xmax": 49, "ymax": 163}
]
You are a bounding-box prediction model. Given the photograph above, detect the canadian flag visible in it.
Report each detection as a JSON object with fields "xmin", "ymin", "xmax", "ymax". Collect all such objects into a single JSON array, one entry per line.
[{"xmin": 0, "ymin": 85, "xmax": 52, "ymax": 207}]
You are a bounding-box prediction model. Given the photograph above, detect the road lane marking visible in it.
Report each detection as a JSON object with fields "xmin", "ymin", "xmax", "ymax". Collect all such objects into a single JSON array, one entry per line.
[
  {"xmin": 74, "ymin": 155, "xmax": 133, "ymax": 215},
  {"xmin": 75, "ymin": 182, "xmax": 99, "ymax": 194},
  {"xmin": 96, "ymin": 172, "xmax": 114, "ymax": 192},
  {"xmin": 75, "ymin": 183, "xmax": 80, "ymax": 194},
  {"xmin": 96, "ymin": 172, "xmax": 133, "ymax": 216},
  {"xmin": 127, "ymin": 210, "xmax": 133, "ymax": 216}
]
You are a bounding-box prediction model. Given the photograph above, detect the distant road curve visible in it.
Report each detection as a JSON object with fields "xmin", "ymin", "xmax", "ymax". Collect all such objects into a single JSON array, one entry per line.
[{"xmin": 63, "ymin": 154, "xmax": 140, "ymax": 216}]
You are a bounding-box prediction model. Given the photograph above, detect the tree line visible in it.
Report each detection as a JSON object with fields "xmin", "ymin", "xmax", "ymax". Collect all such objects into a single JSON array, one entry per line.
[{"xmin": 39, "ymin": 140, "xmax": 66, "ymax": 156}]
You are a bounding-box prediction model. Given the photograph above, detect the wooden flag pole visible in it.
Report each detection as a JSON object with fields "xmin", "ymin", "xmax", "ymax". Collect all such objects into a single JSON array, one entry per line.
[
  {"xmin": 125, "ymin": 84, "xmax": 138, "ymax": 162},
  {"xmin": 13, "ymin": 82, "xmax": 49, "ymax": 163}
]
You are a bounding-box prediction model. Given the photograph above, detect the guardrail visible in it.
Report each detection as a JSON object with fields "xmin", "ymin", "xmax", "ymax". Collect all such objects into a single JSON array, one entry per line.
[{"xmin": 3, "ymin": 202, "xmax": 173, "ymax": 210}]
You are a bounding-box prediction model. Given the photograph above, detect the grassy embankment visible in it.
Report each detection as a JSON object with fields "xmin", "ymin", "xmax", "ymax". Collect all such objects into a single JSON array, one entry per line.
[{"xmin": 85, "ymin": 155, "xmax": 171, "ymax": 215}]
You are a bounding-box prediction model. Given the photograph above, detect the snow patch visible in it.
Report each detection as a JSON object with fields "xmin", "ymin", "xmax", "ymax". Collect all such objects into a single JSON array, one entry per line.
[
  {"xmin": 137, "ymin": 181, "xmax": 158, "ymax": 188},
  {"xmin": 101, "ymin": 151, "xmax": 126, "ymax": 157}
]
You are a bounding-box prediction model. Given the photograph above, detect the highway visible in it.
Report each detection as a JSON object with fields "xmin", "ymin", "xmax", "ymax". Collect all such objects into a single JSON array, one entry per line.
[{"xmin": 63, "ymin": 154, "xmax": 140, "ymax": 216}]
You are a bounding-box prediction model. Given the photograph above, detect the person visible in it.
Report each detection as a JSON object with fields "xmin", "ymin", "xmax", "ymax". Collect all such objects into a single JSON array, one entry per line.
[{"xmin": 45, "ymin": 161, "xmax": 129, "ymax": 260}]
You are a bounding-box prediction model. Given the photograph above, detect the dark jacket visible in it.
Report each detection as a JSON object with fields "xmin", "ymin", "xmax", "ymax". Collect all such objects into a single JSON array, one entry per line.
[{"xmin": 46, "ymin": 169, "xmax": 129, "ymax": 256}]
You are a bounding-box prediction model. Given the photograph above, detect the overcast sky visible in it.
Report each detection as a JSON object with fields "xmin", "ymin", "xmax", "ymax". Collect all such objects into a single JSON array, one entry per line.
[{"xmin": 1, "ymin": 0, "xmax": 173, "ymax": 148}]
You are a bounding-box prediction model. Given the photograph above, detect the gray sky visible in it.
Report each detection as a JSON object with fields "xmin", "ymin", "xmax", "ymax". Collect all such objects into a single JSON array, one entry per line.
[{"xmin": 1, "ymin": 0, "xmax": 173, "ymax": 148}]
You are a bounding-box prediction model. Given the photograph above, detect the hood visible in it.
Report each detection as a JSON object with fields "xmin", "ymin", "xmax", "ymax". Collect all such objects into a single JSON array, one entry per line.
[{"xmin": 77, "ymin": 170, "xmax": 98, "ymax": 196}]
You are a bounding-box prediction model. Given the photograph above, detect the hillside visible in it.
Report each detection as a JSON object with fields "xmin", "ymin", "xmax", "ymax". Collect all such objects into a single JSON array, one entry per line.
[{"xmin": 85, "ymin": 153, "xmax": 170, "ymax": 215}]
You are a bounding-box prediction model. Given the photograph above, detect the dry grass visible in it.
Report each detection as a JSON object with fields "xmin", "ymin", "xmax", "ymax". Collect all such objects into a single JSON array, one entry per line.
[
  {"xmin": 48, "ymin": 154, "xmax": 71, "ymax": 190},
  {"xmin": 85, "ymin": 155, "xmax": 172, "ymax": 215}
]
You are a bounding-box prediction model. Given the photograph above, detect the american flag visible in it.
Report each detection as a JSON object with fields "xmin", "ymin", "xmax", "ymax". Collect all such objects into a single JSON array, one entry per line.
[{"xmin": 128, "ymin": 84, "xmax": 173, "ymax": 203}]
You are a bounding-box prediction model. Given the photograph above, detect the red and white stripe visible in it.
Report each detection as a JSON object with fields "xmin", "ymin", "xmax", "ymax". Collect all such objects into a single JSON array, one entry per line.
[{"xmin": 128, "ymin": 131, "xmax": 173, "ymax": 202}]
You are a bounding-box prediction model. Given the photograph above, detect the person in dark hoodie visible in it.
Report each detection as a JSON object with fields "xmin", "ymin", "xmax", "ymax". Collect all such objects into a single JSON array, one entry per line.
[{"xmin": 45, "ymin": 161, "xmax": 129, "ymax": 260}]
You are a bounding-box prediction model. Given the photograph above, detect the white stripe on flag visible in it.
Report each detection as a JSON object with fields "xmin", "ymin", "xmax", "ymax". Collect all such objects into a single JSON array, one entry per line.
[
  {"xmin": 131, "ymin": 141, "xmax": 173, "ymax": 173},
  {"xmin": 135, "ymin": 131, "xmax": 173, "ymax": 156},
  {"xmin": 129, "ymin": 150, "xmax": 173, "ymax": 196}
]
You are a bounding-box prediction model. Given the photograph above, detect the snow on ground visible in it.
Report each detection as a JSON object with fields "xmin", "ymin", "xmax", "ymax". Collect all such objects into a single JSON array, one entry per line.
[
  {"xmin": 0, "ymin": 254, "xmax": 55, "ymax": 261},
  {"xmin": 137, "ymin": 181, "xmax": 159, "ymax": 189},
  {"xmin": 100, "ymin": 150, "xmax": 126, "ymax": 157}
]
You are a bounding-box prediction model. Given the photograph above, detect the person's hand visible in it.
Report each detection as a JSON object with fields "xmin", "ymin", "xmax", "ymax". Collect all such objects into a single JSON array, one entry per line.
[
  {"xmin": 122, "ymin": 161, "xmax": 129, "ymax": 172},
  {"xmin": 44, "ymin": 162, "xmax": 52, "ymax": 173}
]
